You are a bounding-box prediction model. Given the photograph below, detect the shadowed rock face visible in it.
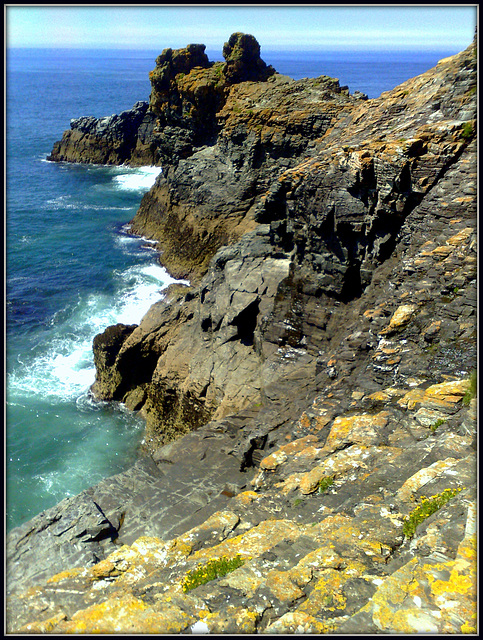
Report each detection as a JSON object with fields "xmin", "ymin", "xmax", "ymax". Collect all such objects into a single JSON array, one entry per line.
[
  {"xmin": 47, "ymin": 101, "xmax": 157, "ymax": 165},
  {"xmin": 222, "ymin": 32, "xmax": 275, "ymax": 84},
  {"xmin": 90, "ymin": 39, "xmax": 476, "ymax": 446},
  {"xmin": 8, "ymin": 35, "xmax": 476, "ymax": 635}
]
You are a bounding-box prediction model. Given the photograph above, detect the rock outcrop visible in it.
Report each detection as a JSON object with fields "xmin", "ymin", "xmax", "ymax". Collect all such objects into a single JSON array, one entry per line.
[
  {"xmin": 7, "ymin": 34, "xmax": 477, "ymax": 634},
  {"xmin": 47, "ymin": 101, "xmax": 159, "ymax": 166}
]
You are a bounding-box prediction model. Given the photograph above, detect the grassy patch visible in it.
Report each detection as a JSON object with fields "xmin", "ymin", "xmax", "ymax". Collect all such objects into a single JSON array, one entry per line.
[
  {"xmin": 403, "ymin": 488, "xmax": 462, "ymax": 539},
  {"xmin": 181, "ymin": 555, "xmax": 245, "ymax": 592},
  {"xmin": 463, "ymin": 370, "xmax": 477, "ymax": 406},
  {"xmin": 461, "ymin": 121, "xmax": 475, "ymax": 140},
  {"xmin": 430, "ymin": 418, "xmax": 447, "ymax": 432},
  {"xmin": 317, "ymin": 475, "xmax": 335, "ymax": 494}
]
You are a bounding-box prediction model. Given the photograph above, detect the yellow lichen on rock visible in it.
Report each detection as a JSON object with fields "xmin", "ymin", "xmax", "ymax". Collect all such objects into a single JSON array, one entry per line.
[
  {"xmin": 54, "ymin": 593, "xmax": 198, "ymax": 634},
  {"xmin": 396, "ymin": 458, "xmax": 459, "ymax": 502},
  {"xmin": 190, "ymin": 519, "xmax": 302, "ymax": 564},
  {"xmin": 380, "ymin": 304, "xmax": 418, "ymax": 334},
  {"xmin": 18, "ymin": 612, "xmax": 68, "ymax": 634},
  {"xmin": 46, "ymin": 567, "xmax": 86, "ymax": 584},
  {"xmin": 264, "ymin": 610, "xmax": 334, "ymax": 634},
  {"xmin": 446, "ymin": 227, "xmax": 474, "ymax": 245},
  {"xmin": 324, "ymin": 411, "xmax": 390, "ymax": 450}
]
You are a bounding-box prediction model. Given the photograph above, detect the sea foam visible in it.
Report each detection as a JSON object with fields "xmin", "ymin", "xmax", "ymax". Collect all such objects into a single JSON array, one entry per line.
[{"xmin": 111, "ymin": 165, "xmax": 161, "ymax": 192}]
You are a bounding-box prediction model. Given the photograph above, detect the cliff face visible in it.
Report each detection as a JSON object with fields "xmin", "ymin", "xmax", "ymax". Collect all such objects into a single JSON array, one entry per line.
[
  {"xmin": 7, "ymin": 35, "xmax": 477, "ymax": 634},
  {"xmin": 90, "ymin": 40, "xmax": 477, "ymax": 449}
]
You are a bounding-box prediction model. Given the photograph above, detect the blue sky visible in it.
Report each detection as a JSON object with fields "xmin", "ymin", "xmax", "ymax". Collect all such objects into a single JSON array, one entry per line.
[{"xmin": 5, "ymin": 5, "xmax": 477, "ymax": 52}]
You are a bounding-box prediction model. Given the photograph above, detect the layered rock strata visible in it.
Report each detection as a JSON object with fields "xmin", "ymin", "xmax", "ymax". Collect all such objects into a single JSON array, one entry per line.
[
  {"xmin": 89, "ymin": 39, "xmax": 477, "ymax": 449},
  {"xmin": 7, "ymin": 35, "xmax": 477, "ymax": 634}
]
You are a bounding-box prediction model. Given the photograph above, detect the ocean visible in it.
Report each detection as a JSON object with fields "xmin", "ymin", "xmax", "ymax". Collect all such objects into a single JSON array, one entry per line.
[{"xmin": 5, "ymin": 46, "xmax": 461, "ymax": 532}]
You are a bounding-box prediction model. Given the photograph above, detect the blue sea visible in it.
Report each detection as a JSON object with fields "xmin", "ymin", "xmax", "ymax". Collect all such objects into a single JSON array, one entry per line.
[{"xmin": 5, "ymin": 46, "xmax": 461, "ymax": 532}]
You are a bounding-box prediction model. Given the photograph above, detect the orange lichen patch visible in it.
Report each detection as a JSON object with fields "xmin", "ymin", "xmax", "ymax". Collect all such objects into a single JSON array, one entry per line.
[
  {"xmin": 324, "ymin": 411, "xmax": 390, "ymax": 451},
  {"xmin": 293, "ymin": 444, "xmax": 323, "ymax": 462},
  {"xmin": 367, "ymin": 387, "xmax": 406, "ymax": 403},
  {"xmin": 396, "ymin": 379, "xmax": 469, "ymax": 413},
  {"xmin": 413, "ymin": 257, "xmax": 431, "ymax": 266},
  {"xmin": 177, "ymin": 510, "xmax": 239, "ymax": 547},
  {"xmin": 87, "ymin": 535, "xmax": 193, "ymax": 588},
  {"xmin": 260, "ymin": 449, "xmax": 288, "ymax": 470},
  {"xmin": 430, "ymin": 245, "xmax": 454, "ymax": 257},
  {"xmin": 57, "ymin": 595, "xmax": 196, "ymax": 634},
  {"xmin": 299, "ymin": 466, "xmax": 332, "ymax": 495},
  {"xmin": 379, "ymin": 304, "xmax": 418, "ymax": 334},
  {"xmin": 451, "ymin": 196, "xmax": 474, "ymax": 205},
  {"xmin": 359, "ymin": 504, "xmax": 476, "ymax": 634},
  {"xmin": 421, "ymin": 320, "xmax": 441, "ymax": 338},
  {"xmin": 418, "ymin": 245, "xmax": 437, "ymax": 256},
  {"xmin": 397, "ymin": 388, "xmax": 426, "ymax": 410},
  {"xmin": 396, "ymin": 379, "xmax": 470, "ymax": 413},
  {"xmin": 275, "ymin": 472, "xmax": 303, "ymax": 495},
  {"xmin": 297, "ymin": 569, "xmax": 351, "ymax": 615},
  {"xmin": 424, "ymin": 379, "xmax": 470, "ymax": 400},
  {"xmin": 46, "ymin": 567, "xmax": 86, "ymax": 584},
  {"xmin": 191, "ymin": 519, "xmax": 302, "ymax": 564},
  {"xmin": 260, "ymin": 434, "xmax": 319, "ymax": 470},
  {"xmin": 430, "ymin": 566, "xmax": 474, "ymax": 597},
  {"xmin": 89, "ymin": 559, "xmax": 122, "ymax": 581},
  {"xmin": 296, "ymin": 544, "xmax": 343, "ymax": 571},
  {"xmin": 233, "ymin": 490, "xmax": 259, "ymax": 505},
  {"xmin": 363, "ymin": 305, "xmax": 387, "ymax": 319},
  {"xmin": 364, "ymin": 558, "xmax": 435, "ymax": 632},
  {"xmin": 297, "ymin": 412, "xmax": 312, "ymax": 430},
  {"xmin": 218, "ymin": 564, "xmax": 264, "ymax": 596},
  {"xmin": 299, "ymin": 443, "xmax": 401, "ymax": 495},
  {"xmin": 265, "ymin": 569, "xmax": 306, "ymax": 603}
]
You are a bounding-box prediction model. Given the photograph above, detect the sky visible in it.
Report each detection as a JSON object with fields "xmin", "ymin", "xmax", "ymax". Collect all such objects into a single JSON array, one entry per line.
[{"xmin": 4, "ymin": 5, "xmax": 478, "ymax": 52}]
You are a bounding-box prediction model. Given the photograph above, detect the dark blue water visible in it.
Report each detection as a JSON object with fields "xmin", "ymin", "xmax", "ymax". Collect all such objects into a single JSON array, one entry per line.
[{"xmin": 6, "ymin": 46, "xmax": 459, "ymax": 532}]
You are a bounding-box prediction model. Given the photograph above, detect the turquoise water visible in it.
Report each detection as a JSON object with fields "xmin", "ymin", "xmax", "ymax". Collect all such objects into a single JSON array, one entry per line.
[{"xmin": 5, "ymin": 46, "xmax": 460, "ymax": 532}]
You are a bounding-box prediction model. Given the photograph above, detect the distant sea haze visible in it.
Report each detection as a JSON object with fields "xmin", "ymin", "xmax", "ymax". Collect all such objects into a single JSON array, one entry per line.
[{"xmin": 5, "ymin": 46, "xmax": 460, "ymax": 531}]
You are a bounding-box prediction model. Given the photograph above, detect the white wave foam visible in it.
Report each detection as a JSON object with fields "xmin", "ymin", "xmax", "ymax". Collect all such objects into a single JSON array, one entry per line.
[
  {"xmin": 8, "ymin": 261, "xmax": 187, "ymax": 403},
  {"xmin": 45, "ymin": 195, "xmax": 132, "ymax": 212},
  {"xmin": 111, "ymin": 166, "xmax": 161, "ymax": 192},
  {"xmin": 113, "ymin": 263, "xmax": 186, "ymax": 324}
]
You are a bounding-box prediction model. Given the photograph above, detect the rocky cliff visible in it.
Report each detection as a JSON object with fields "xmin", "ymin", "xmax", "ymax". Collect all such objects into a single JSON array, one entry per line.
[{"xmin": 7, "ymin": 34, "xmax": 477, "ymax": 634}]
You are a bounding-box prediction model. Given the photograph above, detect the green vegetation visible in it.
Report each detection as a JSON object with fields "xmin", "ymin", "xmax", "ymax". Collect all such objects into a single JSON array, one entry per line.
[
  {"xmin": 463, "ymin": 370, "xmax": 477, "ymax": 406},
  {"xmin": 181, "ymin": 555, "xmax": 245, "ymax": 592},
  {"xmin": 403, "ymin": 487, "xmax": 462, "ymax": 539},
  {"xmin": 317, "ymin": 475, "xmax": 335, "ymax": 494},
  {"xmin": 430, "ymin": 418, "xmax": 447, "ymax": 432},
  {"xmin": 461, "ymin": 121, "xmax": 475, "ymax": 140}
]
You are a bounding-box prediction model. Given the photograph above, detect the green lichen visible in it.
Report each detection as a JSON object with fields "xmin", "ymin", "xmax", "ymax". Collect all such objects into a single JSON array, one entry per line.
[
  {"xmin": 181, "ymin": 555, "xmax": 245, "ymax": 592},
  {"xmin": 317, "ymin": 476, "xmax": 335, "ymax": 494},
  {"xmin": 430, "ymin": 418, "xmax": 447, "ymax": 432},
  {"xmin": 403, "ymin": 487, "xmax": 462, "ymax": 539},
  {"xmin": 462, "ymin": 370, "xmax": 477, "ymax": 406},
  {"xmin": 460, "ymin": 121, "xmax": 475, "ymax": 141}
]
